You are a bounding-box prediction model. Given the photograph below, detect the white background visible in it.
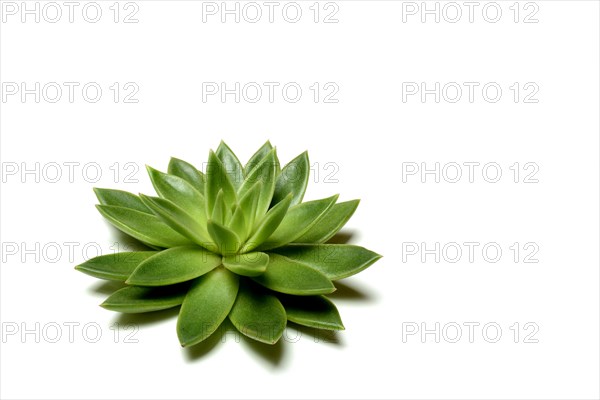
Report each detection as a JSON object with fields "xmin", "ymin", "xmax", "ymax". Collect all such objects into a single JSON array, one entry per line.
[{"xmin": 1, "ymin": 1, "xmax": 599, "ymax": 399}]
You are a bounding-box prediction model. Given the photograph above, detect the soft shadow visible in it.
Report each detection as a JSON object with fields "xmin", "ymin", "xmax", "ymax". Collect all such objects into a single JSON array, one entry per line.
[
  {"xmin": 330, "ymin": 280, "xmax": 376, "ymax": 302},
  {"xmin": 326, "ymin": 231, "xmax": 355, "ymax": 244},
  {"xmin": 288, "ymin": 323, "xmax": 345, "ymax": 347},
  {"xmin": 113, "ymin": 307, "xmax": 180, "ymax": 326},
  {"xmin": 241, "ymin": 334, "xmax": 285, "ymax": 367},
  {"xmin": 183, "ymin": 322, "xmax": 229, "ymax": 362},
  {"xmin": 88, "ymin": 280, "xmax": 127, "ymax": 295}
]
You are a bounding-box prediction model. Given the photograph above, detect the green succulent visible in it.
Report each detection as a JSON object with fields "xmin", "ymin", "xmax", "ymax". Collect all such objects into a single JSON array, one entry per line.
[{"xmin": 76, "ymin": 141, "xmax": 381, "ymax": 347}]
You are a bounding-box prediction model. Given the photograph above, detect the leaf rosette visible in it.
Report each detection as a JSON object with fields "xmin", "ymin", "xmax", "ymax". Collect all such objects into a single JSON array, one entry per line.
[{"xmin": 76, "ymin": 141, "xmax": 381, "ymax": 347}]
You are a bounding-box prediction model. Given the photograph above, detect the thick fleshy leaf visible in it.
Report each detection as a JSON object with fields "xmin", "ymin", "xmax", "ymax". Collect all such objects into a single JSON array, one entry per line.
[
  {"xmin": 207, "ymin": 220, "xmax": 241, "ymax": 255},
  {"xmin": 258, "ymin": 195, "xmax": 338, "ymax": 250},
  {"xmin": 294, "ymin": 200, "xmax": 359, "ymax": 243},
  {"xmin": 229, "ymin": 281, "xmax": 286, "ymax": 344},
  {"xmin": 146, "ymin": 166, "xmax": 205, "ymax": 222},
  {"xmin": 211, "ymin": 189, "xmax": 227, "ymax": 225},
  {"xmin": 238, "ymin": 181, "xmax": 261, "ymax": 236},
  {"xmin": 244, "ymin": 194, "xmax": 292, "ymax": 252},
  {"xmin": 222, "ymin": 252, "xmax": 269, "ymax": 277},
  {"xmin": 101, "ymin": 284, "xmax": 189, "ymax": 313},
  {"xmin": 244, "ymin": 140, "xmax": 272, "ymax": 175},
  {"xmin": 216, "ymin": 141, "xmax": 244, "ymax": 191},
  {"xmin": 96, "ymin": 205, "xmax": 193, "ymax": 248},
  {"xmin": 205, "ymin": 151, "xmax": 237, "ymax": 216},
  {"xmin": 94, "ymin": 188, "xmax": 151, "ymax": 213},
  {"xmin": 238, "ymin": 149, "xmax": 278, "ymax": 222},
  {"xmin": 126, "ymin": 246, "xmax": 221, "ymax": 286},
  {"xmin": 75, "ymin": 251, "xmax": 157, "ymax": 281},
  {"xmin": 279, "ymin": 294, "xmax": 345, "ymax": 330},
  {"xmin": 252, "ymin": 254, "xmax": 335, "ymax": 295},
  {"xmin": 271, "ymin": 151, "xmax": 309, "ymax": 206},
  {"xmin": 177, "ymin": 268, "xmax": 239, "ymax": 347},
  {"xmin": 168, "ymin": 157, "xmax": 205, "ymax": 195},
  {"xmin": 139, "ymin": 195, "xmax": 211, "ymax": 246},
  {"xmin": 228, "ymin": 204, "xmax": 247, "ymax": 240},
  {"xmin": 272, "ymin": 244, "xmax": 382, "ymax": 280}
]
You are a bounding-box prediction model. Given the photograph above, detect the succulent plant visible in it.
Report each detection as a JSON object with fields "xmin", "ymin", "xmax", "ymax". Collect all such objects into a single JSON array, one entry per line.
[{"xmin": 76, "ymin": 141, "xmax": 381, "ymax": 347}]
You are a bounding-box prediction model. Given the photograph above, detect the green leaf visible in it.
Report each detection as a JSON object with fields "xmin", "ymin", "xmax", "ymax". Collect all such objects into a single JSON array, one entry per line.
[
  {"xmin": 294, "ymin": 200, "xmax": 359, "ymax": 243},
  {"xmin": 252, "ymin": 254, "xmax": 335, "ymax": 295},
  {"xmin": 222, "ymin": 252, "xmax": 269, "ymax": 277},
  {"xmin": 126, "ymin": 246, "xmax": 221, "ymax": 286},
  {"xmin": 228, "ymin": 204, "xmax": 247, "ymax": 240},
  {"xmin": 139, "ymin": 194, "xmax": 211, "ymax": 246},
  {"xmin": 94, "ymin": 188, "xmax": 151, "ymax": 214},
  {"xmin": 271, "ymin": 151, "xmax": 309, "ymax": 206},
  {"xmin": 205, "ymin": 150, "xmax": 237, "ymax": 216},
  {"xmin": 177, "ymin": 267, "xmax": 239, "ymax": 347},
  {"xmin": 168, "ymin": 157, "xmax": 205, "ymax": 195},
  {"xmin": 228, "ymin": 281, "xmax": 286, "ymax": 344},
  {"xmin": 211, "ymin": 189, "xmax": 227, "ymax": 225},
  {"xmin": 101, "ymin": 284, "xmax": 189, "ymax": 313},
  {"xmin": 75, "ymin": 251, "xmax": 157, "ymax": 281},
  {"xmin": 244, "ymin": 194, "xmax": 292, "ymax": 252},
  {"xmin": 216, "ymin": 141, "xmax": 244, "ymax": 191},
  {"xmin": 207, "ymin": 220, "xmax": 241, "ymax": 255},
  {"xmin": 238, "ymin": 149, "xmax": 278, "ymax": 222},
  {"xmin": 272, "ymin": 244, "xmax": 382, "ymax": 280},
  {"xmin": 146, "ymin": 166, "xmax": 206, "ymax": 222},
  {"xmin": 279, "ymin": 294, "xmax": 345, "ymax": 330},
  {"xmin": 238, "ymin": 181, "xmax": 261, "ymax": 237},
  {"xmin": 96, "ymin": 205, "xmax": 193, "ymax": 248},
  {"xmin": 258, "ymin": 194, "xmax": 338, "ymax": 250},
  {"xmin": 244, "ymin": 140, "xmax": 272, "ymax": 175}
]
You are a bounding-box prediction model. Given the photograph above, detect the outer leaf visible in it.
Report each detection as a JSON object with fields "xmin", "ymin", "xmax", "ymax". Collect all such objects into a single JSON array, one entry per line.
[
  {"xmin": 222, "ymin": 252, "xmax": 269, "ymax": 277},
  {"xmin": 229, "ymin": 281, "xmax": 286, "ymax": 344},
  {"xmin": 168, "ymin": 157, "xmax": 205, "ymax": 195},
  {"xmin": 243, "ymin": 194, "xmax": 292, "ymax": 252},
  {"xmin": 126, "ymin": 246, "xmax": 221, "ymax": 286},
  {"xmin": 216, "ymin": 141, "xmax": 244, "ymax": 191},
  {"xmin": 75, "ymin": 251, "xmax": 157, "ymax": 281},
  {"xmin": 279, "ymin": 294, "xmax": 345, "ymax": 330},
  {"xmin": 101, "ymin": 284, "xmax": 188, "ymax": 313},
  {"xmin": 238, "ymin": 149, "xmax": 278, "ymax": 221},
  {"xmin": 177, "ymin": 268, "xmax": 239, "ymax": 347},
  {"xmin": 244, "ymin": 140, "xmax": 272, "ymax": 175},
  {"xmin": 294, "ymin": 200, "xmax": 359, "ymax": 243},
  {"xmin": 205, "ymin": 151, "xmax": 237, "ymax": 216},
  {"xmin": 272, "ymin": 244, "xmax": 382, "ymax": 280},
  {"xmin": 94, "ymin": 188, "xmax": 151, "ymax": 213},
  {"xmin": 96, "ymin": 205, "xmax": 193, "ymax": 248},
  {"xmin": 258, "ymin": 194, "xmax": 338, "ymax": 250},
  {"xmin": 146, "ymin": 166, "xmax": 205, "ymax": 222},
  {"xmin": 139, "ymin": 195, "xmax": 211, "ymax": 246},
  {"xmin": 207, "ymin": 220, "xmax": 241, "ymax": 255},
  {"xmin": 252, "ymin": 254, "xmax": 335, "ymax": 295},
  {"xmin": 271, "ymin": 151, "xmax": 309, "ymax": 206}
]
